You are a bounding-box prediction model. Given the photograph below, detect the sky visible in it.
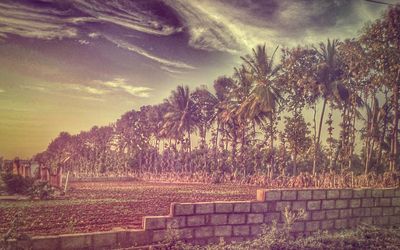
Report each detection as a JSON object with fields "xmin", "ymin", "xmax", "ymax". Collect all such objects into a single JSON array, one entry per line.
[{"xmin": 0, "ymin": 0, "xmax": 396, "ymax": 159}]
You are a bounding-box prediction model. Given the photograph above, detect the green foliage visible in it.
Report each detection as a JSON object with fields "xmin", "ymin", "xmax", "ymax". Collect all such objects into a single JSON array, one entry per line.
[
  {"xmin": 172, "ymin": 221, "xmax": 400, "ymax": 250},
  {"xmin": 28, "ymin": 181, "xmax": 55, "ymax": 200},
  {"xmin": 1, "ymin": 173, "xmax": 34, "ymax": 195}
]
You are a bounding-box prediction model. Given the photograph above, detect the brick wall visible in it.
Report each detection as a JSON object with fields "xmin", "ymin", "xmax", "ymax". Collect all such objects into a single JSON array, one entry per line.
[{"xmin": 7, "ymin": 188, "xmax": 400, "ymax": 250}]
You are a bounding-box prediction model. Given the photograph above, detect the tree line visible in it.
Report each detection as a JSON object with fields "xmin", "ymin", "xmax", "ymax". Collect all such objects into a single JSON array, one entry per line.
[{"xmin": 34, "ymin": 6, "xmax": 400, "ymax": 181}]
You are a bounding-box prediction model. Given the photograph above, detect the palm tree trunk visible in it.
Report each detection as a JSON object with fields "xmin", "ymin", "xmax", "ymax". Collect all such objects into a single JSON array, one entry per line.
[
  {"xmin": 269, "ymin": 113, "xmax": 274, "ymax": 178},
  {"xmin": 391, "ymin": 72, "xmax": 399, "ymax": 171},
  {"xmin": 313, "ymin": 98, "xmax": 328, "ymax": 174},
  {"xmin": 378, "ymin": 108, "xmax": 388, "ymax": 166}
]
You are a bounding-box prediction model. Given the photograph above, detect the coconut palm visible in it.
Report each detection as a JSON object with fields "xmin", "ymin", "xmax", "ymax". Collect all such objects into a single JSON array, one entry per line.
[
  {"xmin": 312, "ymin": 39, "xmax": 351, "ymax": 174},
  {"xmin": 237, "ymin": 44, "xmax": 282, "ymax": 177},
  {"xmin": 161, "ymin": 85, "xmax": 198, "ymax": 154}
]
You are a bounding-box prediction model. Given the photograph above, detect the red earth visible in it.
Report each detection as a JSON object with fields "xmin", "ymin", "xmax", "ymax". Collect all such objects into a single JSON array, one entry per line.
[{"xmin": 0, "ymin": 181, "xmax": 259, "ymax": 236}]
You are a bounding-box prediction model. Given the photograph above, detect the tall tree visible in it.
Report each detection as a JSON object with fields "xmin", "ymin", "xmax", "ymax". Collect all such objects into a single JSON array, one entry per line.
[{"xmin": 237, "ymin": 44, "xmax": 282, "ymax": 177}]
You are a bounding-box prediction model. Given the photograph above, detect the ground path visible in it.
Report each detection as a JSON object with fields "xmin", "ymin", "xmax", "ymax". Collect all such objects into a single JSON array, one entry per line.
[{"xmin": 0, "ymin": 181, "xmax": 259, "ymax": 236}]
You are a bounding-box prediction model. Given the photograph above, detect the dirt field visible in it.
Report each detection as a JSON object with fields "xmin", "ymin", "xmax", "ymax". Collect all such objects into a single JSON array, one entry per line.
[{"xmin": 0, "ymin": 181, "xmax": 259, "ymax": 236}]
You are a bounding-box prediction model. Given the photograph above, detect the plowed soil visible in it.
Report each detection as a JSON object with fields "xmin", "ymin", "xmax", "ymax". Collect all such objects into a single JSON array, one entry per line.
[{"xmin": 0, "ymin": 181, "xmax": 258, "ymax": 236}]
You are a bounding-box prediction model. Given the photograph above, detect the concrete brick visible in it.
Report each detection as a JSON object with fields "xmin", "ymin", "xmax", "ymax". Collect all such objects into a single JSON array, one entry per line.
[
  {"xmin": 305, "ymin": 221, "xmax": 320, "ymax": 232},
  {"xmin": 276, "ymin": 201, "xmax": 292, "ymax": 211},
  {"xmin": 322, "ymin": 200, "xmax": 335, "ymax": 210},
  {"xmin": 250, "ymin": 224, "xmax": 262, "ymax": 236},
  {"xmin": 247, "ymin": 213, "xmax": 264, "ymax": 224},
  {"xmin": 176, "ymin": 228, "xmax": 194, "ymax": 239},
  {"xmin": 194, "ymin": 226, "xmax": 214, "ymax": 238},
  {"xmin": 291, "ymin": 222, "xmax": 305, "ymax": 232},
  {"xmin": 374, "ymin": 216, "xmax": 389, "ymax": 226},
  {"xmin": 313, "ymin": 190, "xmax": 326, "ymax": 200},
  {"xmin": 334, "ymin": 219, "xmax": 347, "ymax": 229},
  {"xmin": 395, "ymin": 207, "xmax": 400, "ymax": 215},
  {"xmin": 209, "ymin": 214, "xmax": 228, "ymax": 225},
  {"xmin": 251, "ymin": 202, "xmax": 269, "ymax": 213},
  {"xmin": 372, "ymin": 189, "xmax": 383, "ymax": 198},
  {"xmin": 326, "ymin": 209, "xmax": 340, "ymax": 219},
  {"xmin": 292, "ymin": 201, "xmax": 307, "ymax": 211},
  {"xmin": 215, "ymin": 203, "xmax": 233, "ymax": 213},
  {"xmin": 126, "ymin": 229, "xmax": 152, "ymax": 247},
  {"xmin": 348, "ymin": 218, "xmax": 361, "ymax": 228},
  {"xmin": 349, "ymin": 199, "xmax": 361, "ymax": 208},
  {"xmin": 228, "ymin": 214, "xmax": 246, "ymax": 224},
  {"xmin": 382, "ymin": 207, "xmax": 394, "ymax": 216},
  {"xmin": 307, "ymin": 200, "xmax": 321, "ymax": 210},
  {"xmin": 166, "ymin": 217, "xmax": 186, "ymax": 229},
  {"xmin": 33, "ymin": 236, "xmax": 61, "ymax": 249},
  {"xmin": 174, "ymin": 203, "xmax": 194, "ymax": 216},
  {"xmin": 393, "ymin": 198, "xmax": 400, "ymax": 206},
  {"xmin": 353, "ymin": 189, "xmax": 365, "ymax": 198},
  {"xmin": 379, "ymin": 198, "xmax": 391, "ymax": 206},
  {"xmin": 298, "ymin": 211, "xmax": 311, "ymax": 221},
  {"xmin": 92, "ymin": 232, "xmax": 117, "ymax": 248},
  {"xmin": 389, "ymin": 215, "xmax": 400, "ymax": 225},
  {"xmin": 352, "ymin": 208, "xmax": 364, "ymax": 217},
  {"xmin": 362, "ymin": 198, "xmax": 374, "ymax": 207},
  {"xmin": 143, "ymin": 216, "xmax": 166, "ymax": 230},
  {"xmin": 298, "ymin": 190, "xmax": 312, "ymax": 200},
  {"xmin": 360, "ymin": 217, "xmax": 373, "ymax": 224},
  {"xmin": 321, "ymin": 220, "xmax": 334, "ymax": 230},
  {"xmin": 327, "ymin": 190, "xmax": 340, "ymax": 199},
  {"xmin": 214, "ymin": 225, "xmax": 232, "ymax": 237},
  {"xmin": 282, "ymin": 190, "xmax": 297, "ymax": 200},
  {"xmin": 371, "ymin": 207, "xmax": 382, "ymax": 216},
  {"xmin": 335, "ymin": 200, "xmax": 348, "ymax": 209},
  {"xmin": 395, "ymin": 189, "xmax": 400, "ymax": 197},
  {"xmin": 265, "ymin": 190, "xmax": 282, "ymax": 201},
  {"xmin": 152, "ymin": 230, "xmax": 167, "ymax": 243},
  {"xmin": 340, "ymin": 189, "xmax": 353, "ymax": 199},
  {"xmin": 59, "ymin": 234, "xmax": 90, "ymax": 250},
  {"xmin": 264, "ymin": 212, "xmax": 280, "ymax": 223},
  {"xmin": 234, "ymin": 202, "xmax": 251, "ymax": 213},
  {"xmin": 233, "ymin": 225, "xmax": 250, "ymax": 236},
  {"xmin": 195, "ymin": 203, "xmax": 214, "ymax": 214},
  {"xmin": 256, "ymin": 189, "xmax": 266, "ymax": 201},
  {"xmin": 339, "ymin": 209, "xmax": 352, "ymax": 218},
  {"xmin": 364, "ymin": 207, "xmax": 371, "ymax": 216},
  {"xmin": 187, "ymin": 215, "xmax": 206, "ymax": 226},
  {"xmin": 365, "ymin": 189, "xmax": 372, "ymax": 197},
  {"xmin": 312, "ymin": 211, "xmax": 325, "ymax": 220},
  {"xmin": 383, "ymin": 189, "xmax": 395, "ymax": 197}
]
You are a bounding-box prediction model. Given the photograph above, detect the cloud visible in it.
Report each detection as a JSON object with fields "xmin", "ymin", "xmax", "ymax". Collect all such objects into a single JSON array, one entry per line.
[
  {"xmin": 103, "ymin": 35, "xmax": 195, "ymax": 70},
  {"xmin": 71, "ymin": 0, "xmax": 182, "ymax": 36},
  {"xmin": 100, "ymin": 78, "xmax": 152, "ymax": 98},
  {"xmin": 0, "ymin": 88, "xmax": 5, "ymax": 93},
  {"xmin": 78, "ymin": 39, "xmax": 89, "ymax": 45},
  {"xmin": 0, "ymin": 0, "xmax": 389, "ymax": 55},
  {"xmin": 164, "ymin": 0, "xmax": 388, "ymax": 53},
  {"xmin": 0, "ymin": 1, "xmax": 78, "ymax": 40}
]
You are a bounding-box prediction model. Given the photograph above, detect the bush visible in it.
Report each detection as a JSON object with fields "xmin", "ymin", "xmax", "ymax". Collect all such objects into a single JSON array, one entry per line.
[
  {"xmin": 1, "ymin": 173, "xmax": 34, "ymax": 194},
  {"xmin": 28, "ymin": 181, "xmax": 55, "ymax": 200}
]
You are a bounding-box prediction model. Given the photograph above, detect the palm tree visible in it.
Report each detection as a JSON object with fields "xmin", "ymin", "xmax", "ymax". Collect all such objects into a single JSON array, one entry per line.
[
  {"xmin": 312, "ymin": 39, "xmax": 349, "ymax": 174},
  {"xmin": 161, "ymin": 85, "xmax": 198, "ymax": 154},
  {"xmin": 237, "ymin": 44, "xmax": 282, "ymax": 177}
]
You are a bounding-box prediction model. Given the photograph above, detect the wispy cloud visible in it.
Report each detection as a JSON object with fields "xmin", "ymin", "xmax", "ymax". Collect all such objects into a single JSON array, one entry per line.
[
  {"xmin": 103, "ymin": 35, "xmax": 195, "ymax": 70},
  {"xmin": 72, "ymin": 0, "xmax": 181, "ymax": 36},
  {"xmin": 0, "ymin": 2, "xmax": 78, "ymax": 40},
  {"xmin": 165, "ymin": 0, "xmax": 387, "ymax": 53},
  {"xmin": 100, "ymin": 78, "xmax": 152, "ymax": 98}
]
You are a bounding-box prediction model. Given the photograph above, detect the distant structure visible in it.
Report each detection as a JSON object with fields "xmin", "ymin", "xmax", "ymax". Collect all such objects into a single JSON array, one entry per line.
[
  {"xmin": 2, "ymin": 157, "xmax": 63, "ymax": 188},
  {"xmin": 12, "ymin": 158, "xmax": 32, "ymax": 178}
]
